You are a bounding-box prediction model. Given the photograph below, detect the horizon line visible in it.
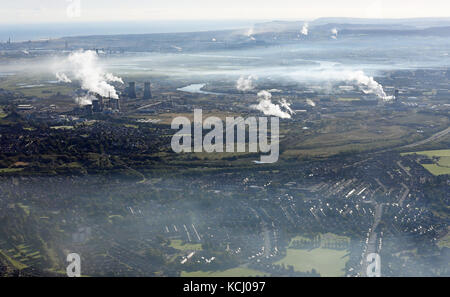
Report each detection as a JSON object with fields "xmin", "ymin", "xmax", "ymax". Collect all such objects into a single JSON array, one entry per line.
[{"xmin": 1, "ymin": 16, "xmax": 450, "ymax": 26}]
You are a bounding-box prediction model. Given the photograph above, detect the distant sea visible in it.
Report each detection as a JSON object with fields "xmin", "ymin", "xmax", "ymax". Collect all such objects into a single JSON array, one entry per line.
[{"xmin": 0, "ymin": 20, "xmax": 263, "ymax": 42}]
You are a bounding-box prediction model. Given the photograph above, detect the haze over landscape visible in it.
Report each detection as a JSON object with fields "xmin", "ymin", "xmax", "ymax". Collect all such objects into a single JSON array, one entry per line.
[{"xmin": 0, "ymin": 1, "xmax": 449, "ymax": 279}]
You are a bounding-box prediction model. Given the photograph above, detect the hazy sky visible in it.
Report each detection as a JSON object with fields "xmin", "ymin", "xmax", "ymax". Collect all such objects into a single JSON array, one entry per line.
[{"xmin": 1, "ymin": 0, "xmax": 450, "ymax": 24}]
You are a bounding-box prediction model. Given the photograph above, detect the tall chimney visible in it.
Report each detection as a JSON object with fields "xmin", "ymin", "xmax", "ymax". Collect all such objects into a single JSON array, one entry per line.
[{"xmin": 143, "ymin": 82, "xmax": 152, "ymax": 99}]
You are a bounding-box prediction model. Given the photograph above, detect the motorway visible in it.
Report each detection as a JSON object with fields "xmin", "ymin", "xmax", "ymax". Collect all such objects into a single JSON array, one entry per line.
[{"xmin": 400, "ymin": 126, "xmax": 450, "ymax": 149}]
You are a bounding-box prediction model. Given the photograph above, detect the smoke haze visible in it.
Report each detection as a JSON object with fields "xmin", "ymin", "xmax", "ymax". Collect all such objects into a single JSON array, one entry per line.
[
  {"xmin": 236, "ymin": 75, "xmax": 257, "ymax": 91},
  {"xmin": 57, "ymin": 50, "xmax": 124, "ymax": 99},
  {"xmin": 251, "ymin": 90, "xmax": 294, "ymax": 119}
]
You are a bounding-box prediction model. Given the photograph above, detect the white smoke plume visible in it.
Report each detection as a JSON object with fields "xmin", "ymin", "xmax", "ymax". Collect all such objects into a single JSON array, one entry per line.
[
  {"xmin": 57, "ymin": 50, "xmax": 123, "ymax": 99},
  {"xmin": 331, "ymin": 28, "xmax": 338, "ymax": 39},
  {"xmin": 286, "ymin": 68, "xmax": 393, "ymax": 101},
  {"xmin": 251, "ymin": 90, "xmax": 293, "ymax": 119},
  {"xmin": 301, "ymin": 23, "xmax": 309, "ymax": 36},
  {"xmin": 56, "ymin": 72, "xmax": 71, "ymax": 83},
  {"xmin": 236, "ymin": 75, "xmax": 257, "ymax": 91},
  {"xmin": 75, "ymin": 94, "xmax": 96, "ymax": 106},
  {"xmin": 306, "ymin": 98, "xmax": 316, "ymax": 107},
  {"xmin": 246, "ymin": 27, "xmax": 254, "ymax": 37},
  {"xmin": 346, "ymin": 71, "xmax": 394, "ymax": 101},
  {"xmin": 279, "ymin": 98, "xmax": 295, "ymax": 115}
]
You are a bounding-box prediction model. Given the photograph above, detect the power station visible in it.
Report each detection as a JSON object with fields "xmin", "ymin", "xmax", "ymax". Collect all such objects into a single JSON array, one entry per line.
[
  {"xmin": 127, "ymin": 81, "xmax": 152, "ymax": 99},
  {"xmin": 83, "ymin": 93, "xmax": 121, "ymax": 115},
  {"xmin": 128, "ymin": 82, "xmax": 137, "ymax": 98},
  {"xmin": 144, "ymin": 82, "xmax": 152, "ymax": 99}
]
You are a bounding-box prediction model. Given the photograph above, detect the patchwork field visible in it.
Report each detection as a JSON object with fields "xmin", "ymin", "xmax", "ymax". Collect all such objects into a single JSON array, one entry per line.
[
  {"xmin": 437, "ymin": 228, "xmax": 450, "ymax": 249},
  {"xmin": 274, "ymin": 248, "xmax": 349, "ymax": 277},
  {"xmin": 169, "ymin": 239, "xmax": 203, "ymax": 251},
  {"xmin": 274, "ymin": 233, "xmax": 350, "ymax": 277},
  {"xmin": 402, "ymin": 149, "xmax": 450, "ymax": 176},
  {"xmin": 181, "ymin": 266, "xmax": 268, "ymax": 277},
  {"xmin": 0, "ymin": 75, "xmax": 75, "ymax": 99}
]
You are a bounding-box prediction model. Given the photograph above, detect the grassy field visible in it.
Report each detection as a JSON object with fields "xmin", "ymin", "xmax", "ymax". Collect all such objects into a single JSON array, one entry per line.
[
  {"xmin": 421, "ymin": 164, "xmax": 450, "ymax": 176},
  {"xmin": 402, "ymin": 149, "xmax": 450, "ymax": 176},
  {"xmin": 181, "ymin": 266, "xmax": 268, "ymax": 277},
  {"xmin": 437, "ymin": 230, "xmax": 450, "ymax": 249},
  {"xmin": 281, "ymin": 111, "xmax": 449, "ymax": 158},
  {"xmin": 401, "ymin": 149, "xmax": 450, "ymax": 158},
  {"xmin": 0, "ymin": 250, "xmax": 28, "ymax": 270},
  {"xmin": 274, "ymin": 248, "xmax": 349, "ymax": 277},
  {"xmin": 0, "ymin": 168, "xmax": 24, "ymax": 173},
  {"xmin": 50, "ymin": 126, "xmax": 74, "ymax": 130},
  {"xmin": 275, "ymin": 233, "xmax": 350, "ymax": 277},
  {"xmin": 337, "ymin": 98, "xmax": 361, "ymax": 101},
  {"xmin": 0, "ymin": 75, "xmax": 75, "ymax": 98},
  {"xmin": 169, "ymin": 239, "xmax": 203, "ymax": 251},
  {"xmin": 0, "ymin": 107, "xmax": 6, "ymax": 118},
  {"xmin": 146, "ymin": 111, "xmax": 246, "ymax": 125}
]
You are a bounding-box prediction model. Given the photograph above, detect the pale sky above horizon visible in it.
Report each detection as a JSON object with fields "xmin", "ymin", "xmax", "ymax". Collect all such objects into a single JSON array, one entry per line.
[{"xmin": 1, "ymin": 0, "xmax": 449, "ymax": 24}]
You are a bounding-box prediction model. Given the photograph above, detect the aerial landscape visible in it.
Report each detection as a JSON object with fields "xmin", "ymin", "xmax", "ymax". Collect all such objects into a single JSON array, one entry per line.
[{"xmin": 0, "ymin": 1, "xmax": 449, "ymax": 279}]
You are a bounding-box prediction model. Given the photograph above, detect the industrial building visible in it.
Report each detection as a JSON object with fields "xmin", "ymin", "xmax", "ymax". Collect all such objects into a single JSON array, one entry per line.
[{"xmin": 83, "ymin": 93, "xmax": 121, "ymax": 115}]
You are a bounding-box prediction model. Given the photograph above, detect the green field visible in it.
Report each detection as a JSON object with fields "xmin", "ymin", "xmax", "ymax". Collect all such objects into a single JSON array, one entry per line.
[
  {"xmin": 402, "ymin": 149, "xmax": 450, "ymax": 176},
  {"xmin": 0, "ymin": 107, "xmax": 6, "ymax": 118},
  {"xmin": 181, "ymin": 266, "xmax": 268, "ymax": 277},
  {"xmin": 274, "ymin": 248, "xmax": 348, "ymax": 277},
  {"xmin": 169, "ymin": 239, "xmax": 202, "ymax": 251},
  {"xmin": 0, "ymin": 250, "xmax": 28, "ymax": 270},
  {"xmin": 0, "ymin": 75, "xmax": 75, "ymax": 98},
  {"xmin": 401, "ymin": 149, "xmax": 450, "ymax": 158},
  {"xmin": 0, "ymin": 168, "xmax": 24, "ymax": 173},
  {"xmin": 337, "ymin": 97, "xmax": 361, "ymax": 101},
  {"xmin": 274, "ymin": 233, "xmax": 350, "ymax": 277},
  {"xmin": 50, "ymin": 126, "xmax": 74, "ymax": 130},
  {"xmin": 437, "ymin": 231, "xmax": 450, "ymax": 249}
]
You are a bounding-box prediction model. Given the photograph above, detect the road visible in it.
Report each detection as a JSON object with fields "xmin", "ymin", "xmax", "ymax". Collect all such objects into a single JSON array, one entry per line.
[
  {"xmin": 400, "ymin": 126, "xmax": 450, "ymax": 149},
  {"xmin": 249, "ymin": 206, "xmax": 272, "ymax": 258},
  {"xmin": 397, "ymin": 161, "xmax": 412, "ymax": 178},
  {"xmin": 361, "ymin": 203, "xmax": 383, "ymax": 276},
  {"xmin": 399, "ymin": 183, "xmax": 410, "ymax": 207}
]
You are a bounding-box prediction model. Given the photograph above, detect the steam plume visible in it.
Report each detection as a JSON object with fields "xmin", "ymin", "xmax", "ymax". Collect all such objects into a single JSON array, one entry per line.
[
  {"xmin": 57, "ymin": 50, "xmax": 123, "ymax": 99},
  {"xmin": 279, "ymin": 98, "xmax": 295, "ymax": 115},
  {"xmin": 75, "ymin": 94, "xmax": 96, "ymax": 106},
  {"xmin": 331, "ymin": 28, "xmax": 338, "ymax": 39},
  {"xmin": 246, "ymin": 27, "xmax": 254, "ymax": 37},
  {"xmin": 306, "ymin": 99, "xmax": 316, "ymax": 107},
  {"xmin": 346, "ymin": 71, "xmax": 394, "ymax": 101},
  {"xmin": 287, "ymin": 69, "xmax": 393, "ymax": 101},
  {"xmin": 56, "ymin": 72, "xmax": 71, "ymax": 83},
  {"xmin": 236, "ymin": 75, "xmax": 257, "ymax": 91},
  {"xmin": 301, "ymin": 23, "xmax": 309, "ymax": 36},
  {"xmin": 251, "ymin": 90, "xmax": 293, "ymax": 119}
]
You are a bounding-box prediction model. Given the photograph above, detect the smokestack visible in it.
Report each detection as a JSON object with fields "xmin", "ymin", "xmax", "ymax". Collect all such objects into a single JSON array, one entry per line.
[
  {"xmin": 84, "ymin": 104, "xmax": 93, "ymax": 116},
  {"xmin": 92, "ymin": 99, "xmax": 101, "ymax": 112},
  {"xmin": 128, "ymin": 82, "xmax": 136, "ymax": 99},
  {"xmin": 394, "ymin": 89, "xmax": 399, "ymax": 100},
  {"xmin": 110, "ymin": 98, "xmax": 120, "ymax": 111},
  {"xmin": 143, "ymin": 82, "xmax": 152, "ymax": 99},
  {"xmin": 95, "ymin": 93, "xmax": 104, "ymax": 110}
]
